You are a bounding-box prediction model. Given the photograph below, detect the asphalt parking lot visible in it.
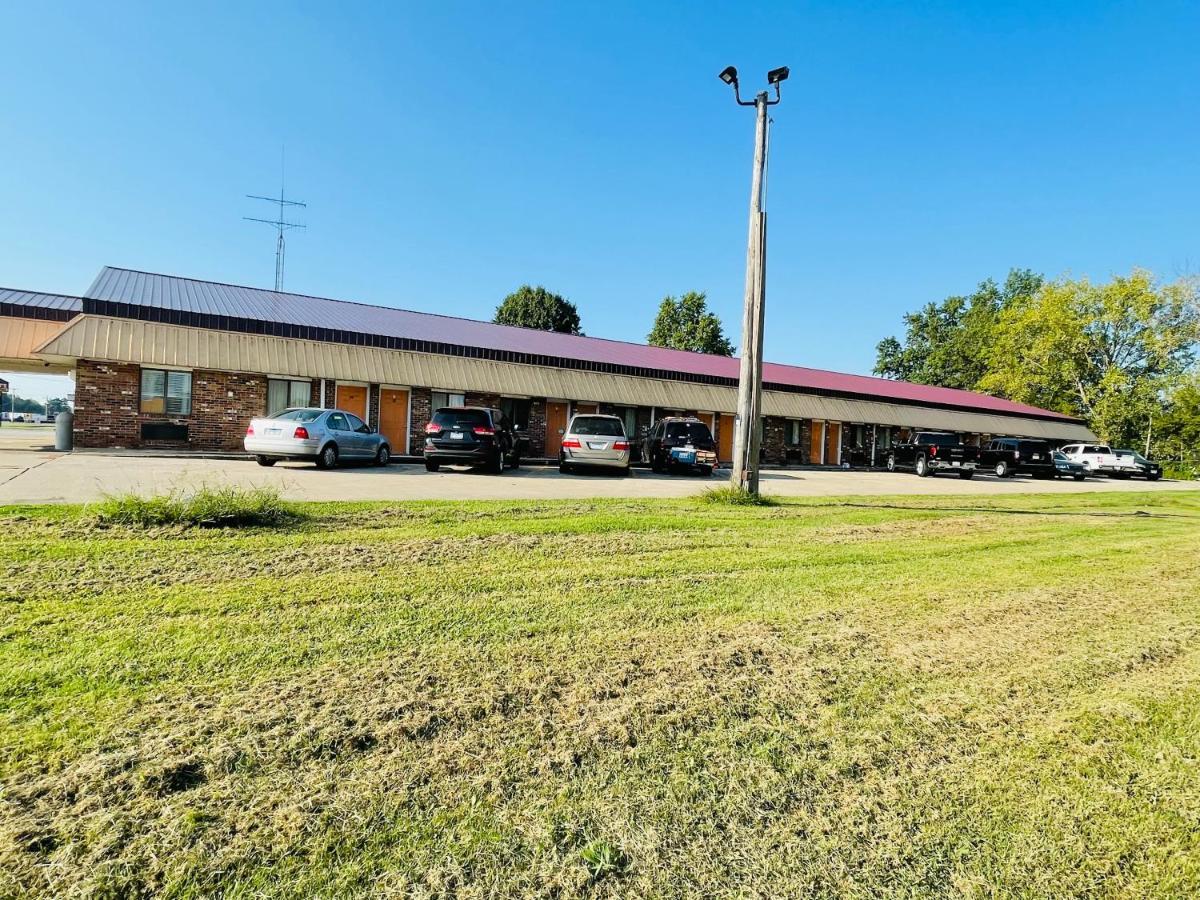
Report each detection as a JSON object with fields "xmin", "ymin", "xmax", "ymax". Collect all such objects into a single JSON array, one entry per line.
[{"xmin": 1, "ymin": 436, "xmax": 1195, "ymax": 504}]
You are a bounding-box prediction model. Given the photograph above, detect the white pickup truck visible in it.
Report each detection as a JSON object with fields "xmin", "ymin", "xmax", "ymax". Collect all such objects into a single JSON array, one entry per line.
[{"xmin": 1058, "ymin": 443, "xmax": 1123, "ymax": 476}]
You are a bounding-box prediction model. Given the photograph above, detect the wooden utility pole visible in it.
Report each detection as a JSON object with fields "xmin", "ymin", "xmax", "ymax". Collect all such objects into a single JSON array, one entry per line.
[{"xmin": 731, "ymin": 92, "xmax": 770, "ymax": 493}]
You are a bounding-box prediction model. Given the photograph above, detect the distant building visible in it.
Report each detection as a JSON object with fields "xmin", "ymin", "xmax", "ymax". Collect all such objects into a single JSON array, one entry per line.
[{"xmin": 1, "ymin": 269, "xmax": 1095, "ymax": 462}]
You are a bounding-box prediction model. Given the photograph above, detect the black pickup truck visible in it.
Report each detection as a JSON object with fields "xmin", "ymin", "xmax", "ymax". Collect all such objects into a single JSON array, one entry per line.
[
  {"xmin": 978, "ymin": 437, "xmax": 1056, "ymax": 478},
  {"xmin": 886, "ymin": 431, "xmax": 980, "ymax": 479}
]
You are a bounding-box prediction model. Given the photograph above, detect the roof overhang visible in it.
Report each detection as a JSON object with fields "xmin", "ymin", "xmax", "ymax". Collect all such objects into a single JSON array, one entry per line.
[
  {"xmin": 36, "ymin": 315, "xmax": 1097, "ymax": 441},
  {"xmin": 0, "ymin": 314, "xmax": 74, "ymax": 374}
]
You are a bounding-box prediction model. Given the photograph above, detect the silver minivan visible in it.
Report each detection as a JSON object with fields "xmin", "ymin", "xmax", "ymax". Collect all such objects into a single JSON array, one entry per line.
[{"xmin": 559, "ymin": 414, "xmax": 631, "ymax": 475}]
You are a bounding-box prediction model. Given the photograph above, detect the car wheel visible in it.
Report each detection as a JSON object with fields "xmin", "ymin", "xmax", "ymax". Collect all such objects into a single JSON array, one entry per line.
[
  {"xmin": 958, "ymin": 470, "xmax": 974, "ymax": 480},
  {"xmin": 490, "ymin": 451, "xmax": 505, "ymax": 474},
  {"xmin": 559, "ymin": 461, "xmax": 572, "ymax": 475},
  {"xmin": 1073, "ymin": 473, "xmax": 1086, "ymax": 481},
  {"xmin": 1148, "ymin": 473, "xmax": 1161, "ymax": 481},
  {"xmin": 375, "ymin": 445, "xmax": 390, "ymax": 467},
  {"xmin": 316, "ymin": 444, "xmax": 338, "ymax": 469},
  {"xmin": 510, "ymin": 453, "xmax": 521, "ymax": 470},
  {"xmin": 886, "ymin": 454, "xmax": 896, "ymax": 472},
  {"xmin": 915, "ymin": 456, "xmax": 928, "ymax": 477},
  {"xmin": 255, "ymin": 455, "xmax": 276, "ymax": 467},
  {"xmin": 425, "ymin": 459, "xmax": 440, "ymax": 472},
  {"xmin": 994, "ymin": 460, "xmax": 1008, "ymax": 478},
  {"xmin": 700, "ymin": 465, "xmax": 714, "ymax": 477}
]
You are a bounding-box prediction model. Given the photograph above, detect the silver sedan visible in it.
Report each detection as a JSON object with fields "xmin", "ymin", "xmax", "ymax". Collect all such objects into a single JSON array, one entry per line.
[
  {"xmin": 558, "ymin": 414, "xmax": 631, "ymax": 475},
  {"xmin": 244, "ymin": 407, "xmax": 391, "ymax": 468}
]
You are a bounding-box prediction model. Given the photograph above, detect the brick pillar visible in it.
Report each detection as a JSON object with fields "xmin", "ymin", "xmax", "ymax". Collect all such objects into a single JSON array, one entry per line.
[
  {"xmin": 409, "ymin": 388, "xmax": 432, "ymax": 455},
  {"xmin": 526, "ymin": 399, "xmax": 547, "ymax": 456}
]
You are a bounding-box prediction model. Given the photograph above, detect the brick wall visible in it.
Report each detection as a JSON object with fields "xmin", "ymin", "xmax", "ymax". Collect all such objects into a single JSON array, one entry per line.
[
  {"xmin": 74, "ymin": 360, "xmax": 272, "ymax": 451},
  {"xmin": 526, "ymin": 399, "xmax": 547, "ymax": 457},
  {"xmin": 409, "ymin": 388, "xmax": 433, "ymax": 455}
]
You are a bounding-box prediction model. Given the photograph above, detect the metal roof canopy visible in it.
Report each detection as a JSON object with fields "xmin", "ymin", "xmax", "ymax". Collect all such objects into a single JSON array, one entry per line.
[
  {"xmin": 82, "ymin": 267, "xmax": 1082, "ymax": 424},
  {"xmin": 37, "ymin": 315, "xmax": 1097, "ymax": 441}
]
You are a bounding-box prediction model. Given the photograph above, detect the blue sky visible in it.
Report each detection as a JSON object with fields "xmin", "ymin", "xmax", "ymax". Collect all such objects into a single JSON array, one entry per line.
[{"xmin": 3, "ymin": 1, "xmax": 1198, "ymax": 399}]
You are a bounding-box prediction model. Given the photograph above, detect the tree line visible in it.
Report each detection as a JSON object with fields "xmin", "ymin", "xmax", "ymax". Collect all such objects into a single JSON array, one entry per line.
[
  {"xmin": 875, "ymin": 268, "xmax": 1200, "ymax": 471},
  {"xmin": 493, "ymin": 285, "xmax": 736, "ymax": 356}
]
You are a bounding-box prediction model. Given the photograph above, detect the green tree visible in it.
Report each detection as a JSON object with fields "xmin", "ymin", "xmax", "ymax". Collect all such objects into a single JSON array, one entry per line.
[
  {"xmin": 1152, "ymin": 372, "xmax": 1200, "ymax": 477},
  {"xmin": 647, "ymin": 291, "xmax": 734, "ymax": 356},
  {"xmin": 981, "ymin": 270, "xmax": 1200, "ymax": 445},
  {"xmin": 493, "ymin": 285, "xmax": 582, "ymax": 335},
  {"xmin": 874, "ymin": 269, "xmax": 1043, "ymax": 389}
]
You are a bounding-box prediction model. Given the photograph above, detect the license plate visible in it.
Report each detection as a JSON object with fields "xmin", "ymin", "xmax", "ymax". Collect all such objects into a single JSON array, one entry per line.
[
  {"xmin": 952, "ymin": 460, "xmax": 960, "ymax": 467},
  {"xmin": 1031, "ymin": 454, "xmax": 1041, "ymax": 460},
  {"xmin": 673, "ymin": 450, "xmax": 695, "ymax": 464},
  {"xmin": 265, "ymin": 428, "xmax": 281, "ymax": 436},
  {"xmin": 449, "ymin": 432, "xmax": 464, "ymax": 440},
  {"xmin": 587, "ymin": 441, "xmax": 607, "ymax": 450}
]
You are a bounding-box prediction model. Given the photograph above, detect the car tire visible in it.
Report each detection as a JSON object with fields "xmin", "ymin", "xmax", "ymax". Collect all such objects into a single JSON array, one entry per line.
[
  {"xmin": 255, "ymin": 455, "xmax": 276, "ymax": 467},
  {"xmin": 425, "ymin": 459, "xmax": 440, "ymax": 472},
  {"xmin": 886, "ymin": 454, "xmax": 896, "ymax": 472},
  {"xmin": 375, "ymin": 445, "xmax": 390, "ymax": 467},
  {"xmin": 994, "ymin": 460, "xmax": 1009, "ymax": 478},
  {"xmin": 1147, "ymin": 473, "xmax": 1161, "ymax": 481},
  {"xmin": 490, "ymin": 451, "xmax": 505, "ymax": 474},
  {"xmin": 915, "ymin": 456, "xmax": 929, "ymax": 477},
  {"xmin": 560, "ymin": 461, "xmax": 572, "ymax": 475},
  {"xmin": 510, "ymin": 453, "xmax": 521, "ymax": 470},
  {"xmin": 958, "ymin": 470, "xmax": 974, "ymax": 480},
  {"xmin": 316, "ymin": 444, "xmax": 338, "ymax": 469},
  {"xmin": 700, "ymin": 465, "xmax": 713, "ymax": 477},
  {"xmin": 1073, "ymin": 473, "xmax": 1086, "ymax": 481}
]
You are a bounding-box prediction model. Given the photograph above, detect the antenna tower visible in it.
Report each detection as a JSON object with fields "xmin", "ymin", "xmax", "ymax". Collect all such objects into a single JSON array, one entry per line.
[{"xmin": 245, "ymin": 151, "xmax": 306, "ymax": 291}]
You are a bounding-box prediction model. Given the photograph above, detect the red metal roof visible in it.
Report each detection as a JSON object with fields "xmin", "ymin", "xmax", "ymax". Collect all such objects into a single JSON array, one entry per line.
[{"xmin": 83, "ymin": 267, "xmax": 1078, "ymax": 422}]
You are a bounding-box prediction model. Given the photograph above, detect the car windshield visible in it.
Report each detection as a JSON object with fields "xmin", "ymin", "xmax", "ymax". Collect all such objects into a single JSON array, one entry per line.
[
  {"xmin": 432, "ymin": 408, "xmax": 490, "ymax": 428},
  {"xmin": 1053, "ymin": 451, "xmax": 1069, "ymax": 461},
  {"xmin": 1018, "ymin": 441, "xmax": 1050, "ymax": 454},
  {"xmin": 571, "ymin": 416, "xmax": 624, "ymax": 436},
  {"xmin": 665, "ymin": 422, "xmax": 713, "ymax": 443},
  {"xmin": 918, "ymin": 433, "xmax": 959, "ymax": 446},
  {"xmin": 272, "ymin": 408, "xmax": 323, "ymax": 423}
]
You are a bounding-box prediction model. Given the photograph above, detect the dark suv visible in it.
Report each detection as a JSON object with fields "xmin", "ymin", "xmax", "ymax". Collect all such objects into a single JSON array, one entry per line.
[
  {"xmin": 642, "ymin": 417, "xmax": 718, "ymax": 475},
  {"xmin": 423, "ymin": 406, "xmax": 524, "ymax": 473},
  {"xmin": 979, "ymin": 437, "xmax": 1055, "ymax": 478}
]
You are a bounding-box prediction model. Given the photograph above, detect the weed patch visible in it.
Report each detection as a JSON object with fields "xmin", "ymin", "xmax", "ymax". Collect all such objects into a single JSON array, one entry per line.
[
  {"xmin": 697, "ymin": 484, "xmax": 779, "ymax": 506},
  {"xmin": 91, "ymin": 485, "xmax": 299, "ymax": 529}
]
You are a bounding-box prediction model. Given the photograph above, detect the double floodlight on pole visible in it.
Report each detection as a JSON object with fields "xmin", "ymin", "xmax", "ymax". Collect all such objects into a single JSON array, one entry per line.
[{"xmin": 719, "ymin": 64, "xmax": 788, "ymax": 496}]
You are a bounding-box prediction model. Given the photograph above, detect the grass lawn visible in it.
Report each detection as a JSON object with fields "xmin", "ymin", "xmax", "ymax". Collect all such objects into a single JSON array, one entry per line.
[{"xmin": 1, "ymin": 490, "xmax": 1199, "ymax": 898}]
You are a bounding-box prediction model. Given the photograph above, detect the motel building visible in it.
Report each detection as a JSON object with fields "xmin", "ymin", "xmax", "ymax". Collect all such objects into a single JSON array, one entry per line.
[{"xmin": 1, "ymin": 267, "xmax": 1096, "ymax": 462}]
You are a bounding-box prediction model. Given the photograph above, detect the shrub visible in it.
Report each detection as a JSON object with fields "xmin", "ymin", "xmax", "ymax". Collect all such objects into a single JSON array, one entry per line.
[
  {"xmin": 94, "ymin": 486, "xmax": 298, "ymax": 528},
  {"xmin": 698, "ymin": 485, "xmax": 778, "ymax": 506}
]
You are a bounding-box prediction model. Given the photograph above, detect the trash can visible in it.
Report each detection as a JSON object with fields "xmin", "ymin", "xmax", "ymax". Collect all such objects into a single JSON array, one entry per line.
[{"xmin": 55, "ymin": 409, "xmax": 74, "ymax": 451}]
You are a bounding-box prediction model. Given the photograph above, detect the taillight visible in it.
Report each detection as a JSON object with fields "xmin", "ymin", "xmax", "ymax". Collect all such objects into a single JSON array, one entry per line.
[
  {"xmin": 1014, "ymin": 450, "xmax": 1021, "ymax": 459},
  {"xmin": 561, "ymin": 438, "xmax": 582, "ymax": 449},
  {"xmin": 246, "ymin": 424, "xmax": 254, "ymax": 436},
  {"xmin": 613, "ymin": 441, "xmax": 629, "ymax": 451},
  {"xmin": 425, "ymin": 422, "xmax": 442, "ymax": 434},
  {"xmin": 473, "ymin": 426, "xmax": 495, "ymax": 436},
  {"xmin": 929, "ymin": 445, "xmax": 938, "ymax": 455},
  {"xmin": 294, "ymin": 426, "xmax": 309, "ymax": 440}
]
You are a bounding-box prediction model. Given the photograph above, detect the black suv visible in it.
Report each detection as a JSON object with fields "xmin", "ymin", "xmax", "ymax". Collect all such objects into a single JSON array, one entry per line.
[
  {"xmin": 423, "ymin": 407, "xmax": 524, "ymax": 473},
  {"xmin": 979, "ymin": 437, "xmax": 1055, "ymax": 478},
  {"xmin": 642, "ymin": 417, "xmax": 718, "ymax": 475}
]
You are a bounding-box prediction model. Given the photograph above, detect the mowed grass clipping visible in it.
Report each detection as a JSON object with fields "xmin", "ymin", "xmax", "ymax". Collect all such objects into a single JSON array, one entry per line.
[{"xmin": 1, "ymin": 491, "xmax": 1199, "ymax": 898}]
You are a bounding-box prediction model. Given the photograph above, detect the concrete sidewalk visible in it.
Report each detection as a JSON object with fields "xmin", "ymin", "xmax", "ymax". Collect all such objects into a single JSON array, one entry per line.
[{"xmin": 1, "ymin": 448, "xmax": 1196, "ymax": 504}]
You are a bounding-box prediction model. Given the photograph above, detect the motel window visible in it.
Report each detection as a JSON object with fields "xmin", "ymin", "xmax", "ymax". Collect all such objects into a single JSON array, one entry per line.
[
  {"xmin": 431, "ymin": 390, "xmax": 465, "ymax": 411},
  {"xmin": 140, "ymin": 369, "xmax": 192, "ymax": 416},
  {"xmin": 786, "ymin": 420, "xmax": 802, "ymax": 446},
  {"xmin": 500, "ymin": 397, "xmax": 532, "ymax": 430},
  {"xmin": 609, "ymin": 405, "xmax": 638, "ymax": 439},
  {"xmin": 267, "ymin": 379, "xmax": 311, "ymax": 415}
]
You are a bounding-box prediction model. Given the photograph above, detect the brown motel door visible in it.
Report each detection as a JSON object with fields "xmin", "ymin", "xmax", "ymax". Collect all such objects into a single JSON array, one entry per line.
[
  {"xmin": 545, "ymin": 401, "xmax": 569, "ymax": 457},
  {"xmin": 810, "ymin": 421, "xmax": 825, "ymax": 465},
  {"xmin": 337, "ymin": 385, "xmax": 367, "ymax": 420},
  {"xmin": 379, "ymin": 388, "xmax": 409, "ymax": 454},
  {"xmin": 718, "ymin": 414, "xmax": 734, "ymax": 462},
  {"xmin": 825, "ymin": 421, "xmax": 841, "ymax": 466}
]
